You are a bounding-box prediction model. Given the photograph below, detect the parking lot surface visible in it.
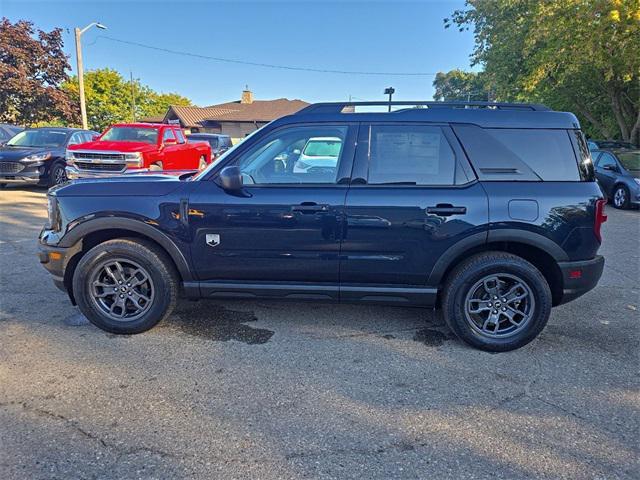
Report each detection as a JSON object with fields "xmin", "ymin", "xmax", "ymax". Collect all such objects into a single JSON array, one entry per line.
[{"xmin": 1, "ymin": 185, "xmax": 638, "ymax": 479}]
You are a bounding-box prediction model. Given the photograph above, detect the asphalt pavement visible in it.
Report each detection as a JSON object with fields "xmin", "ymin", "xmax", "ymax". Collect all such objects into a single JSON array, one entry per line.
[{"xmin": 0, "ymin": 185, "xmax": 638, "ymax": 479}]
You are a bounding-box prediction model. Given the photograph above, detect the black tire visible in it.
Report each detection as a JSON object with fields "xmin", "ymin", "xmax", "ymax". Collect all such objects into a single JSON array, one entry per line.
[
  {"xmin": 49, "ymin": 162, "xmax": 67, "ymax": 187},
  {"xmin": 442, "ymin": 252, "xmax": 552, "ymax": 352},
  {"xmin": 612, "ymin": 184, "xmax": 630, "ymax": 209},
  {"xmin": 149, "ymin": 162, "xmax": 163, "ymax": 171},
  {"xmin": 72, "ymin": 238, "xmax": 178, "ymax": 334}
]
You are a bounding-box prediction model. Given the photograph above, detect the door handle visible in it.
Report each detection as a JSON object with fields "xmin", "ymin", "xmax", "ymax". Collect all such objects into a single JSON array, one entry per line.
[
  {"xmin": 291, "ymin": 202, "xmax": 329, "ymax": 214},
  {"xmin": 426, "ymin": 204, "xmax": 467, "ymax": 216}
]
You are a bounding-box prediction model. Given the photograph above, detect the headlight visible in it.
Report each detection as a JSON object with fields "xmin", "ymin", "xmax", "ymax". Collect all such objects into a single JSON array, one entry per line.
[
  {"xmin": 46, "ymin": 195, "xmax": 60, "ymax": 231},
  {"xmin": 125, "ymin": 152, "xmax": 143, "ymax": 167},
  {"xmin": 24, "ymin": 152, "xmax": 51, "ymax": 163},
  {"xmin": 65, "ymin": 150, "xmax": 76, "ymax": 164},
  {"xmin": 634, "ymin": 178, "xmax": 640, "ymax": 187}
]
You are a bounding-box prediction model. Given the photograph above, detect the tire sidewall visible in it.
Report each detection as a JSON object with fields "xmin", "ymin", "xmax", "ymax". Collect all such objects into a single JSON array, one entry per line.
[
  {"xmin": 445, "ymin": 257, "xmax": 552, "ymax": 351},
  {"xmin": 73, "ymin": 242, "xmax": 174, "ymax": 334},
  {"xmin": 49, "ymin": 162, "xmax": 66, "ymax": 187}
]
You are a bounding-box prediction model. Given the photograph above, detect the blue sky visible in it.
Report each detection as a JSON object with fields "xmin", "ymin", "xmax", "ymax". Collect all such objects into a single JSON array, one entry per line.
[{"xmin": 3, "ymin": 0, "xmax": 477, "ymax": 106}]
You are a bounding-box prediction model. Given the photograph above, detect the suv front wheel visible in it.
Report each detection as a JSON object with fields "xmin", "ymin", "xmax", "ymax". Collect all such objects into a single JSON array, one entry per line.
[
  {"xmin": 72, "ymin": 238, "xmax": 178, "ymax": 334},
  {"xmin": 442, "ymin": 252, "xmax": 552, "ymax": 352}
]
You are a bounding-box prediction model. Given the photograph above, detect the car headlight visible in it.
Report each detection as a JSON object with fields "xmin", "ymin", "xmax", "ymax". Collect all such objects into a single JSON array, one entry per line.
[
  {"xmin": 125, "ymin": 152, "xmax": 143, "ymax": 167},
  {"xmin": 65, "ymin": 150, "xmax": 76, "ymax": 165},
  {"xmin": 46, "ymin": 195, "xmax": 60, "ymax": 231},
  {"xmin": 24, "ymin": 152, "xmax": 51, "ymax": 164},
  {"xmin": 634, "ymin": 178, "xmax": 640, "ymax": 187}
]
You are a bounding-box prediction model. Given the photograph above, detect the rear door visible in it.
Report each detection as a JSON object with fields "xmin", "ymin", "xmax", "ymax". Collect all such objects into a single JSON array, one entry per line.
[
  {"xmin": 339, "ymin": 123, "xmax": 488, "ymax": 305},
  {"xmin": 187, "ymin": 123, "xmax": 357, "ymax": 298}
]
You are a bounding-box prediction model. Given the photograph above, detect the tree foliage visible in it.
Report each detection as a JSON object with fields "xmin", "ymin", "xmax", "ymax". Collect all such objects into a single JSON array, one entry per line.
[
  {"xmin": 63, "ymin": 68, "xmax": 192, "ymax": 131},
  {"xmin": 0, "ymin": 18, "xmax": 77, "ymax": 126},
  {"xmin": 445, "ymin": 0, "xmax": 640, "ymax": 143},
  {"xmin": 433, "ymin": 69, "xmax": 492, "ymax": 101}
]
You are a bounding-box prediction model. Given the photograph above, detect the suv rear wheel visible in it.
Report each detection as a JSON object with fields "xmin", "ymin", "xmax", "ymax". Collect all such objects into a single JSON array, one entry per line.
[
  {"xmin": 72, "ymin": 238, "xmax": 178, "ymax": 334},
  {"xmin": 442, "ymin": 252, "xmax": 552, "ymax": 352}
]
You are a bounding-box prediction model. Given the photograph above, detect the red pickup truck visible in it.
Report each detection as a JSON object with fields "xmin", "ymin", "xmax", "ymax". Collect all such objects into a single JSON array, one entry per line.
[{"xmin": 65, "ymin": 123, "xmax": 211, "ymax": 178}]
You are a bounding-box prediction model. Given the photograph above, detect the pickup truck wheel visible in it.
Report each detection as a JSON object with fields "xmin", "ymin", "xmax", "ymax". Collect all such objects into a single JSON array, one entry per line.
[
  {"xmin": 198, "ymin": 155, "xmax": 208, "ymax": 170},
  {"xmin": 149, "ymin": 162, "xmax": 163, "ymax": 171},
  {"xmin": 442, "ymin": 252, "xmax": 552, "ymax": 352},
  {"xmin": 72, "ymin": 238, "xmax": 178, "ymax": 334}
]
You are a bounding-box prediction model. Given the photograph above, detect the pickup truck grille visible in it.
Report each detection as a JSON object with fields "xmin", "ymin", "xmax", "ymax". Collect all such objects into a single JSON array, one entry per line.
[
  {"xmin": 76, "ymin": 162, "xmax": 125, "ymax": 172},
  {"xmin": 0, "ymin": 162, "xmax": 24, "ymax": 173},
  {"xmin": 72, "ymin": 152, "xmax": 126, "ymax": 161}
]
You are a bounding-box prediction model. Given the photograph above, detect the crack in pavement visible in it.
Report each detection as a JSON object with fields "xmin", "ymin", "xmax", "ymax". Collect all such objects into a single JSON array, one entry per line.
[{"xmin": 0, "ymin": 400, "xmax": 175, "ymax": 459}]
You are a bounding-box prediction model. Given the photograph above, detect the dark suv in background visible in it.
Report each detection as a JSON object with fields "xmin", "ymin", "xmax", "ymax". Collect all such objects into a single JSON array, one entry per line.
[
  {"xmin": 187, "ymin": 133, "xmax": 233, "ymax": 161},
  {"xmin": 39, "ymin": 101, "xmax": 606, "ymax": 351}
]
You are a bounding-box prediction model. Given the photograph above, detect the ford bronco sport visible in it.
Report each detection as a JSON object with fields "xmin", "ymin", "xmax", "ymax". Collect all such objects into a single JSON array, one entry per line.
[{"xmin": 39, "ymin": 101, "xmax": 606, "ymax": 351}]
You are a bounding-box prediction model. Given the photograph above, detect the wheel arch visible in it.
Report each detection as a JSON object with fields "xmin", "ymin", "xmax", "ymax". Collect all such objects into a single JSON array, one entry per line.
[
  {"xmin": 60, "ymin": 218, "xmax": 193, "ymax": 302},
  {"xmin": 429, "ymin": 230, "xmax": 566, "ymax": 306}
]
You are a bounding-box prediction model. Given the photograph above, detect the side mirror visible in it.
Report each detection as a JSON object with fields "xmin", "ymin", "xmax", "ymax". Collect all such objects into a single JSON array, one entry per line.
[
  {"xmin": 164, "ymin": 138, "xmax": 177, "ymax": 145},
  {"xmin": 217, "ymin": 165, "xmax": 244, "ymax": 192}
]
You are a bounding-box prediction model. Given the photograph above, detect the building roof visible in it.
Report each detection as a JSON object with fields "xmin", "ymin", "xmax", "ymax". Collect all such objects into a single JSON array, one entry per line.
[
  {"xmin": 165, "ymin": 98, "xmax": 309, "ymax": 128},
  {"xmin": 138, "ymin": 115, "xmax": 166, "ymax": 124}
]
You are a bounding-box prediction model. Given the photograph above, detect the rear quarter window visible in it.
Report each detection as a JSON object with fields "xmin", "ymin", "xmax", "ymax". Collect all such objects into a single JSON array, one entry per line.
[{"xmin": 453, "ymin": 125, "xmax": 580, "ymax": 181}]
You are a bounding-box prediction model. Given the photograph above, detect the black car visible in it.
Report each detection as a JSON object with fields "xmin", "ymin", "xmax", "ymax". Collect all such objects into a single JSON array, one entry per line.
[
  {"xmin": 187, "ymin": 133, "xmax": 233, "ymax": 160},
  {"xmin": 0, "ymin": 123, "xmax": 23, "ymax": 145},
  {"xmin": 593, "ymin": 149, "xmax": 640, "ymax": 209},
  {"xmin": 0, "ymin": 127, "xmax": 98, "ymax": 188},
  {"xmin": 39, "ymin": 101, "xmax": 606, "ymax": 352}
]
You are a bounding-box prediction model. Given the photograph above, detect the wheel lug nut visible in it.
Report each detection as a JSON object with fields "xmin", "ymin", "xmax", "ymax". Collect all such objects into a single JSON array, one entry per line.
[
  {"xmin": 118, "ymin": 281, "xmax": 122, "ymax": 285},
  {"xmin": 128, "ymin": 292, "xmax": 132, "ymax": 296},
  {"xmin": 493, "ymin": 310, "xmax": 498, "ymax": 314},
  {"xmin": 119, "ymin": 294, "xmax": 124, "ymax": 298},
  {"xmin": 502, "ymin": 298, "xmax": 506, "ymax": 302},
  {"xmin": 114, "ymin": 287, "xmax": 118, "ymax": 291},
  {"xmin": 493, "ymin": 296, "xmax": 498, "ymax": 299},
  {"xmin": 488, "ymin": 303, "xmax": 492, "ymax": 307},
  {"xmin": 502, "ymin": 307, "xmax": 506, "ymax": 311}
]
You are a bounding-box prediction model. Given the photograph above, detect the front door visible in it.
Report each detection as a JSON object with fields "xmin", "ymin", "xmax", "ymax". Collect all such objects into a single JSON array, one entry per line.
[
  {"xmin": 594, "ymin": 152, "xmax": 619, "ymax": 196},
  {"xmin": 339, "ymin": 123, "xmax": 488, "ymax": 305},
  {"xmin": 187, "ymin": 123, "xmax": 357, "ymax": 298}
]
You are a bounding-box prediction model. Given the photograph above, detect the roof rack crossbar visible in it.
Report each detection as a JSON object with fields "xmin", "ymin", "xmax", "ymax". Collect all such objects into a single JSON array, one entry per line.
[{"xmin": 297, "ymin": 101, "xmax": 551, "ymax": 115}]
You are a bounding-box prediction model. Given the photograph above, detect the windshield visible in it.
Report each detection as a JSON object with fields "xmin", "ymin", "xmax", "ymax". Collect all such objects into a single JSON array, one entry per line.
[
  {"xmin": 100, "ymin": 126, "xmax": 158, "ymax": 144},
  {"xmin": 617, "ymin": 151, "xmax": 640, "ymax": 172},
  {"xmin": 302, "ymin": 138, "xmax": 342, "ymax": 157},
  {"xmin": 7, "ymin": 129, "xmax": 68, "ymax": 148},
  {"xmin": 192, "ymin": 124, "xmax": 268, "ymax": 181}
]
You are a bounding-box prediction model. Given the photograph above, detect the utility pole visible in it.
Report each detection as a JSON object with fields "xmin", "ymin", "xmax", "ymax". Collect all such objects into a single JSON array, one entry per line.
[
  {"xmin": 74, "ymin": 22, "xmax": 107, "ymax": 129},
  {"xmin": 130, "ymin": 71, "xmax": 136, "ymax": 122}
]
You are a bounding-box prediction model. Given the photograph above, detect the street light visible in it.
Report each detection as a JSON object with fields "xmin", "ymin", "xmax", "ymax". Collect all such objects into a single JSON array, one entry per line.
[
  {"xmin": 384, "ymin": 87, "xmax": 395, "ymax": 112},
  {"xmin": 74, "ymin": 22, "xmax": 107, "ymax": 129}
]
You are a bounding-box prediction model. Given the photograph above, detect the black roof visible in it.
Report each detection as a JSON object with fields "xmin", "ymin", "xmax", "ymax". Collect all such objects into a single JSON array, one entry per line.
[
  {"xmin": 186, "ymin": 133, "xmax": 230, "ymax": 138},
  {"xmin": 280, "ymin": 101, "xmax": 580, "ymax": 129}
]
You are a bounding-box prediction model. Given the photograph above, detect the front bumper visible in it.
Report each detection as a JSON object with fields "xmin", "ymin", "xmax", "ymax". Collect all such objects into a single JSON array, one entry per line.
[
  {"xmin": 557, "ymin": 255, "xmax": 605, "ymax": 305},
  {"xmin": 38, "ymin": 232, "xmax": 82, "ymax": 301},
  {"xmin": 0, "ymin": 165, "xmax": 44, "ymax": 184},
  {"xmin": 66, "ymin": 165, "xmax": 150, "ymax": 179}
]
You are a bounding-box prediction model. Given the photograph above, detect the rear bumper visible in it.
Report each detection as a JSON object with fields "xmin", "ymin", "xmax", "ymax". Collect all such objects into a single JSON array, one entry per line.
[{"xmin": 557, "ymin": 255, "xmax": 604, "ymax": 305}]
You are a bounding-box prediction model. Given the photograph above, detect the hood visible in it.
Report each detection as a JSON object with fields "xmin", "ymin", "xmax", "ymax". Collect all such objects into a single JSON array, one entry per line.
[
  {"xmin": 0, "ymin": 146, "xmax": 59, "ymax": 161},
  {"xmin": 50, "ymin": 172, "xmax": 187, "ymax": 197},
  {"xmin": 68, "ymin": 141, "xmax": 157, "ymax": 153}
]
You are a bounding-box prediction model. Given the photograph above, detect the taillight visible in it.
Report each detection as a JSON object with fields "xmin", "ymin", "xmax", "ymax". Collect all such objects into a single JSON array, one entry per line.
[{"xmin": 594, "ymin": 199, "xmax": 607, "ymax": 243}]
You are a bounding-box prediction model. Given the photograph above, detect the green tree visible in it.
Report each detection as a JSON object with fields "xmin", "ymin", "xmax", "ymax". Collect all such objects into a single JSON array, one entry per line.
[
  {"xmin": 63, "ymin": 68, "xmax": 192, "ymax": 131},
  {"xmin": 0, "ymin": 18, "xmax": 77, "ymax": 125},
  {"xmin": 433, "ymin": 69, "xmax": 491, "ymax": 101},
  {"xmin": 446, "ymin": 0, "xmax": 640, "ymax": 143}
]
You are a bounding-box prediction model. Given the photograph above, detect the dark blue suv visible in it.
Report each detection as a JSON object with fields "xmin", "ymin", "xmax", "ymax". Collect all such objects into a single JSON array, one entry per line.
[{"xmin": 39, "ymin": 101, "xmax": 607, "ymax": 351}]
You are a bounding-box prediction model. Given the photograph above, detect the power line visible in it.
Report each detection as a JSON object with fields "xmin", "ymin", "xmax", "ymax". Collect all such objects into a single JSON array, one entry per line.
[{"xmin": 94, "ymin": 35, "xmax": 438, "ymax": 77}]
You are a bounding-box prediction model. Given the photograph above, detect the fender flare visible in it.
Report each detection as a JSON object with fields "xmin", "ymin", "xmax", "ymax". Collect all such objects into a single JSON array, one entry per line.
[
  {"xmin": 59, "ymin": 217, "xmax": 194, "ymax": 281},
  {"xmin": 427, "ymin": 228, "xmax": 568, "ymax": 286}
]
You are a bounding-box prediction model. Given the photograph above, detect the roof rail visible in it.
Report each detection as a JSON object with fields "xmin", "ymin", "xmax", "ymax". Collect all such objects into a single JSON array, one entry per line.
[{"xmin": 296, "ymin": 101, "xmax": 551, "ymax": 115}]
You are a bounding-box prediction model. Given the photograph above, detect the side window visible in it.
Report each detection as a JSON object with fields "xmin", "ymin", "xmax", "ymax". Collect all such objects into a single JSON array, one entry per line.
[
  {"xmin": 174, "ymin": 129, "xmax": 186, "ymax": 144},
  {"xmin": 365, "ymin": 125, "xmax": 457, "ymax": 185},
  {"xmin": 162, "ymin": 129, "xmax": 176, "ymax": 143},
  {"xmin": 236, "ymin": 125, "xmax": 348, "ymax": 185},
  {"xmin": 454, "ymin": 125, "xmax": 580, "ymax": 181},
  {"xmin": 68, "ymin": 132, "xmax": 85, "ymax": 145},
  {"xmin": 597, "ymin": 153, "xmax": 618, "ymax": 170}
]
